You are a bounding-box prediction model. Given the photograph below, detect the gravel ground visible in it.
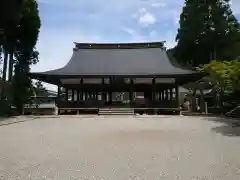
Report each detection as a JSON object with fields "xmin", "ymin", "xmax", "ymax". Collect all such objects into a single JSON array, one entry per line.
[{"xmin": 0, "ymin": 115, "xmax": 240, "ymax": 180}]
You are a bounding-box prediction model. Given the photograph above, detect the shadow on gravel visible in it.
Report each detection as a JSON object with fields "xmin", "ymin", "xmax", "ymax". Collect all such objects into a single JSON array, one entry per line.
[
  {"xmin": 203, "ymin": 116, "xmax": 240, "ymax": 137},
  {"xmin": 212, "ymin": 125, "xmax": 240, "ymax": 137}
]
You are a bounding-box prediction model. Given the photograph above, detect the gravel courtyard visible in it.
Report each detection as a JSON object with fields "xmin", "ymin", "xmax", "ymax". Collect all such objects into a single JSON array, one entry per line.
[{"xmin": 0, "ymin": 115, "xmax": 240, "ymax": 180}]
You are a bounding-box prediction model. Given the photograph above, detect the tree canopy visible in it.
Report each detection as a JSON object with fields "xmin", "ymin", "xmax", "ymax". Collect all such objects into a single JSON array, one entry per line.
[
  {"xmin": 0, "ymin": 0, "xmax": 41, "ymax": 114},
  {"xmin": 198, "ymin": 60, "xmax": 240, "ymax": 92},
  {"xmin": 171, "ymin": 0, "xmax": 240, "ymax": 67}
]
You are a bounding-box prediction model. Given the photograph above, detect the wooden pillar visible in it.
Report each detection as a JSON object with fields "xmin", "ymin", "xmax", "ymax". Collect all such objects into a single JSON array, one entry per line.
[
  {"xmin": 109, "ymin": 92, "xmax": 112, "ymax": 102},
  {"xmin": 57, "ymin": 86, "xmax": 61, "ymax": 100},
  {"xmin": 200, "ymin": 89, "xmax": 205, "ymax": 113},
  {"xmin": 162, "ymin": 90, "xmax": 165, "ymax": 100},
  {"xmin": 102, "ymin": 92, "xmax": 106, "ymax": 101},
  {"xmin": 175, "ymin": 86, "xmax": 179, "ymax": 108},
  {"xmin": 152, "ymin": 78, "xmax": 156, "ymax": 101},
  {"xmin": 79, "ymin": 78, "xmax": 83, "ymax": 101},
  {"xmin": 169, "ymin": 88, "xmax": 173, "ymax": 101},
  {"xmin": 101, "ymin": 78, "xmax": 106, "ymax": 101},
  {"xmin": 71, "ymin": 89, "xmax": 74, "ymax": 102},
  {"xmin": 129, "ymin": 78, "xmax": 133, "ymax": 103},
  {"xmin": 104, "ymin": 92, "xmax": 107, "ymax": 101},
  {"xmin": 80, "ymin": 91, "xmax": 83, "ymax": 100},
  {"xmin": 165, "ymin": 89, "xmax": 168, "ymax": 100},
  {"xmin": 109, "ymin": 77, "xmax": 112, "ymax": 102},
  {"xmin": 65, "ymin": 88, "xmax": 68, "ymax": 102},
  {"xmin": 165, "ymin": 88, "xmax": 169, "ymax": 100},
  {"xmin": 159, "ymin": 91, "xmax": 162, "ymax": 100}
]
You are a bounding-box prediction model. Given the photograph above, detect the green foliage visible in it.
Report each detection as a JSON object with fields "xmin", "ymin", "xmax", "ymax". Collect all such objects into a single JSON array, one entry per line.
[
  {"xmin": 197, "ymin": 60, "xmax": 240, "ymax": 111},
  {"xmin": 198, "ymin": 60, "xmax": 240, "ymax": 93},
  {"xmin": 31, "ymin": 81, "xmax": 48, "ymax": 108},
  {"xmin": 12, "ymin": 49, "xmax": 39, "ymax": 113},
  {"xmin": 0, "ymin": 0, "xmax": 26, "ymax": 81},
  {"xmin": 172, "ymin": 0, "xmax": 240, "ymax": 67},
  {"xmin": 33, "ymin": 81, "xmax": 48, "ymax": 97},
  {"xmin": 10, "ymin": 0, "xmax": 41, "ymax": 114}
]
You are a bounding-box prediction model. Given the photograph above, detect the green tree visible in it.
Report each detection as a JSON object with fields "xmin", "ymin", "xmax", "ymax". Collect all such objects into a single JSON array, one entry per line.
[
  {"xmin": 198, "ymin": 60, "xmax": 240, "ymax": 110},
  {"xmin": 33, "ymin": 81, "xmax": 48, "ymax": 97},
  {"xmin": 32, "ymin": 81, "xmax": 48, "ymax": 108},
  {"xmin": 11, "ymin": 0, "xmax": 41, "ymax": 114},
  {"xmin": 0, "ymin": 0, "xmax": 24, "ymax": 81},
  {"xmin": 172, "ymin": 0, "xmax": 240, "ymax": 67}
]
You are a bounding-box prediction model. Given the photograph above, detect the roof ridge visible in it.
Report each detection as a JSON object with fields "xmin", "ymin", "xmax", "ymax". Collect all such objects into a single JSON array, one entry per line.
[{"xmin": 74, "ymin": 41, "xmax": 166, "ymax": 50}]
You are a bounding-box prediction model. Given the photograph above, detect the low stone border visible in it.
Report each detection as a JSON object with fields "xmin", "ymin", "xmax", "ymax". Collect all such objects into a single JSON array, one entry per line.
[{"xmin": 0, "ymin": 116, "xmax": 38, "ymax": 126}]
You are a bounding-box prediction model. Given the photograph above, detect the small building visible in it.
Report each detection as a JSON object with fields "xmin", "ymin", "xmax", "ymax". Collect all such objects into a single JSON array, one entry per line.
[{"xmin": 29, "ymin": 42, "xmax": 200, "ymax": 115}]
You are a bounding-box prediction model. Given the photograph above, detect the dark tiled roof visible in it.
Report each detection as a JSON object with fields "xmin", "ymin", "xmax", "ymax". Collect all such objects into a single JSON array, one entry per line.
[{"xmin": 32, "ymin": 42, "xmax": 195, "ymax": 76}]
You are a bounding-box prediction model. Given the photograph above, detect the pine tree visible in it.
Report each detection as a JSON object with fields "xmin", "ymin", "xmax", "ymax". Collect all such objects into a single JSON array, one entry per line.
[{"xmin": 173, "ymin": 0, "xmax": 240, "ymax": 67}]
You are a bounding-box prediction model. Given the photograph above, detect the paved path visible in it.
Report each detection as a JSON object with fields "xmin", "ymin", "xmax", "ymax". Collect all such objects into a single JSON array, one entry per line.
[{"xmin": 0, "ymin": 115, "xmax": 240, "ymax": 180}]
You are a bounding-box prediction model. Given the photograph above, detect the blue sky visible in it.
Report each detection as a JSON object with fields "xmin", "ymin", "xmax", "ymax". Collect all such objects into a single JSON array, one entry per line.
[{"xmin": 33, "ymin": 0, "xmax": 240, "ymax": 89}]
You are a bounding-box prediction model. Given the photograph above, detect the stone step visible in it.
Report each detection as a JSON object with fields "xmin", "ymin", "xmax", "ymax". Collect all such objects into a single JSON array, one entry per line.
[
  {"xmin": 99, "ymin": 113, "xmax": 134, "ymax": 115},
  {"xmin": 100, "ymin": 108, "xmax": 133, "ymax": 111},
  {"xmin": 98, "ymin": 108, "xmax": 134, "ymax": 115}
]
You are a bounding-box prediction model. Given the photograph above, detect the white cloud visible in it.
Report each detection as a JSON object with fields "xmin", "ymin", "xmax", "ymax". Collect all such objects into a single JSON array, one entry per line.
[
  {"xmin": 139, "ymin": 12, "xmax": 156, "ymax": 26},
  {"xmin": 138, "ymin": 7, "xmax": 147, "ymax": 14},
  {"xmin": 151, "ymin": 3, "xmax": 167, "ymax": 8}
]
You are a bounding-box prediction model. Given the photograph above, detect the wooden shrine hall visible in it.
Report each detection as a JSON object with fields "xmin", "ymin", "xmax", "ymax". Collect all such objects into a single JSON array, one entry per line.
[{"xmin": 30, "ymin": 42, "xmax": 200, "ymax": 115}]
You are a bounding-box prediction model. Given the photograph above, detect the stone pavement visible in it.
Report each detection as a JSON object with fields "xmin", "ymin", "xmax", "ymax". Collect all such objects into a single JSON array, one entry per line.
[{"xmin": 0, "ymin": 115, "xmax": 240, "ymax": 180}]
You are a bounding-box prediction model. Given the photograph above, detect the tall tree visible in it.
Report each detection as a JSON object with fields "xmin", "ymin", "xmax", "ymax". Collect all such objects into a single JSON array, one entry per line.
[
  {"xmin": 172, "ymin": 0, "xmax": 240, "ymax": 67},
  {"xmin": 11, "ymin": 0, "xmax": 41, "ymax": 114},
  {"xmin": 0, "ymin": 0, "xmax": 24, "ymax": 81}
]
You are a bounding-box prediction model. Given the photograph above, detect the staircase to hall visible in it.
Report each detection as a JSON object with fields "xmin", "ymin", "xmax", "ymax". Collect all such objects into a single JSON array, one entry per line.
[{"xmin": 98, "ymin": 108, "xmax": 134, "ymax": 115}]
